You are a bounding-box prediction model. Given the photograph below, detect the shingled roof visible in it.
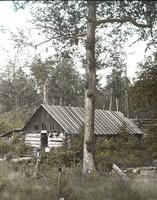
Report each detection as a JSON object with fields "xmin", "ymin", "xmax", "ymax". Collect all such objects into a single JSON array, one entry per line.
[{"xmin": 33, "ymin": 104, "xmax": 142, "ymax": 136}]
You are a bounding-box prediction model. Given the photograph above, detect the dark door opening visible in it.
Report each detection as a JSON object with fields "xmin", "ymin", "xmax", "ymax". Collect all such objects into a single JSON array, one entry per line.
[{"xmin": 40, "ymin": 133, "xmax": 48, "ymax": 148}]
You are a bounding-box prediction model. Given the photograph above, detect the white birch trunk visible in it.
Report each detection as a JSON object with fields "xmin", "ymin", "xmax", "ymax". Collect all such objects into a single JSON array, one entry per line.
[{"xmin": 83, "ymin": 1, "xmax": 97, "ymax": 175}]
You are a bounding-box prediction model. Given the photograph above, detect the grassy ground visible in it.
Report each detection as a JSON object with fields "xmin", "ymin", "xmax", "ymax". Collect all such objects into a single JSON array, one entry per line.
[{"xmin": 0, "ymin": 162, "xmax": 157, "ymax": 200}]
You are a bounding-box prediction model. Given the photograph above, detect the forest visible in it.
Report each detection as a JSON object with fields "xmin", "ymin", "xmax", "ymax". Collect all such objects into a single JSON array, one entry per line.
[{"xmin": 0, "ymin": 1, "xmax": 157, "ymax": 199}]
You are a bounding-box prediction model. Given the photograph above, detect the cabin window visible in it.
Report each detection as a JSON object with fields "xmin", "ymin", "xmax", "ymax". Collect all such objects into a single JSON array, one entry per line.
[
  {"xmin": 42, "ymin": 123, "xmax": 47, "ymax": 130},
  {"xmin": 34, "ymin": 125, "xmax": 39, "ymax": 130},
  {"xmin": 50, "ymin": 124, "xmax": 55, "ymax": 131}
]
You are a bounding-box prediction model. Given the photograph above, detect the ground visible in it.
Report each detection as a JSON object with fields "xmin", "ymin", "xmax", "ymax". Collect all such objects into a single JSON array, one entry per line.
[{"xmin": 0, "ymin": 161, "xmax": 157, "ymax": 200}]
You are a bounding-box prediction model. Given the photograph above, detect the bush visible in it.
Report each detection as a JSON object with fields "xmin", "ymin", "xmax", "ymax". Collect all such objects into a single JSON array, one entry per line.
[
  {"xmin": 0, "ymin": 140, "xmax": 11, "ymax": 157},
  {"xmin": 46, "ymin": 147, "xmax": 74, "ymax": 167},
  {"xmin": 95, "ymin": 126, "xmax": 146, "ymax": 170},
  {"xmin": 46, "ymin": 133, "xmax": 83, "ymax": 167},
  {"xmin": 41, "ymin": 123, "xmax": 157, "ymax": 171},
  {"xmin": 0, "ymin": 137, "xmax": 33, "ymax": 158}
]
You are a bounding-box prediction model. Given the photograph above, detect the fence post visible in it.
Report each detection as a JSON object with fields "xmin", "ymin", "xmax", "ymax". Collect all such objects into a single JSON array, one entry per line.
[{"xmin": 58, "ymin": 167, "xmax": 64, "ymax": 200}]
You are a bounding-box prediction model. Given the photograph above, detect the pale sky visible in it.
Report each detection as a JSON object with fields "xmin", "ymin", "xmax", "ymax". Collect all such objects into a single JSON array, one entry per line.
[{"xmin": 0, "ymin": 1, "xmax": 149, "ymax": 83}]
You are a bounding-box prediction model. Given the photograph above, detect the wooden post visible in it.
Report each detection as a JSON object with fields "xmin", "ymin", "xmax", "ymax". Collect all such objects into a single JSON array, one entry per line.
[
  {"xmin": 35, "ymin": 158, "xmax": 43, "ymax": 178},
  {"xmin": 58, "ymin": 167, "xmax": 63, "ymax": 199}
]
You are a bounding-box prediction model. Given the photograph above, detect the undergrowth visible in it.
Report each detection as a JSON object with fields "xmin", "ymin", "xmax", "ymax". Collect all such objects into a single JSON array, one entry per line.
[{"xmin": 0, "ymin": 162, "xmax": 157, "ymax": 200}]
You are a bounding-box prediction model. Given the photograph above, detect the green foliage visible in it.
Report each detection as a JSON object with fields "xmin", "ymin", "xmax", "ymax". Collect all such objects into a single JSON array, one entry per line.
[
  {"xmin": 0, "ymin": 107, "xmax": 33, "ymax": 135},
  {"xmin": 0, "ymin": 135, "xmax": 33, "ymax": 158},
  {"xmin": 130, "ymin": 52, "xmax": 157, "ymax": 118},
  {"xmin": 30, "ymin": 1, "xmax": 157, "ymax": 63},
  {"xmin": 0, "ymin": 140, "xmax": 11, "ymax": 156},
  {"xmin": 12, "ymin": 142, "xmax": 33, "ymax": 158},
  {"xmin": 46, "ymin": 148, "xmax": 74, "ymax": 167},
  {"xmin": 46, "ymin": 133, "xmax": 83, "ymax": 167},
  {"xmin": 0, "ymin": 119, "xmax": 10, "ymax": 135},
  {"xmin": 30, "ymin": 57, "xmax": 85, "ymax": 106},
  {"xmin": 95, "ymin": 126, "xmax": 145, "ymax": 171},
  {"xmin": 0, "ymin": 65, "xmax": 39, "ymax": 113},
  {"xmin": 31, "ymin": 57, "xmax": 54, "ymax": 89},
  {"xmin": 70, "ymin": 133, "xmax": 83, "ymax": 160},
  {"xmin": 45, "ymin": 124, "xmax": 157, "ymax": 171},
  {"xmin": 43, "ymin": 122, "xmax": 157, "ymax": 171},
  {"xmin": 48, "ymin": 58, "xmax": 84, "ymax": 106},
  {"xmin": 144, "ymin": 124, "xmax": 157, "ymax": 160}
]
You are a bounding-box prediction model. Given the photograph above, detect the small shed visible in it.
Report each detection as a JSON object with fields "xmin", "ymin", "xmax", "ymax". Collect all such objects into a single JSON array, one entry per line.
[
  {"xmin": 0, "ymin": 129, "xmax": 23, "ymax": 143},
  {"xmin": 22, "ymin": 104, "xmax": 143, "ymax": 149}
]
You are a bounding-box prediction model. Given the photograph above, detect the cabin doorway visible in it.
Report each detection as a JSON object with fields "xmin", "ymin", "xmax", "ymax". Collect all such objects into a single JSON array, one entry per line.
[{"xmin": 40, "ymin": 131, "xmax": 48, "ymax": 148}]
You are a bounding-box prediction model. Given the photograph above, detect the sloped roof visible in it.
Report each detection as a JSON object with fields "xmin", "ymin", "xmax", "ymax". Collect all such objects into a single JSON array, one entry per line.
[
  {"xmin": 40, "ymin": 104, "xmax": 143, "ymax": 136},
  {"xmin": 0, "ymin": 128, "xmax": 22, "ymax": 138}
]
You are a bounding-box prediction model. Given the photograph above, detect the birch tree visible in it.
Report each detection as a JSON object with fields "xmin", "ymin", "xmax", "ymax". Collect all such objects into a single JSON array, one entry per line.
[{"xmin": 83, "ymin": 1, "xmax": 97, "ymax": 174}]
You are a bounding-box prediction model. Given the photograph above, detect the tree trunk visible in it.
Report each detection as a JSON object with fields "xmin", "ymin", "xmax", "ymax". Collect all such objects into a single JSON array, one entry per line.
[
  {"xmin": 109, "ymin": 88, "xmax": 113, "ymax": 111},
  {"xmin": 83, "ymin": 1, "xmax": 97, "ymax": 175},
  {"xmin": 124, "ymin": 67, "xmax": 129, "ymax": 117},
  {"xmin": 43, "ymin": 78, "xmax": 48, "ymax": 104},
  {"xmin": 59, "ymin": 97, "xmax": 63, "ymax": 106}
]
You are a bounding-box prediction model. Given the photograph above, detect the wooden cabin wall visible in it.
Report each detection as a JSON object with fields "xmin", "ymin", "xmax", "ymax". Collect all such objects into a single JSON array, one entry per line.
[
  {"xmin": 24, "ymin": 107, "xmax": 65, "ymax": 148},
  {"xmin": 23, "ymin": 107, "xmax": 64, "ymax": 133}
]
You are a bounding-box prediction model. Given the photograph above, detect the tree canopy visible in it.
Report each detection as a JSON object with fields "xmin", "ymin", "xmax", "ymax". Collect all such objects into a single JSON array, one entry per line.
[
  {"xmin": 30, "ymin": 57, "xmax": 85, "ymax": 106},
  {"xmin": 130, "ymin": 51, "xmax": 157, "ymax": 118}
]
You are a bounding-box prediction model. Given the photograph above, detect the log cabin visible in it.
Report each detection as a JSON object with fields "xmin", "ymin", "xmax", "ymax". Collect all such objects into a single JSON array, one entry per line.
[{"xmin": 21, "ymin": 104, "xmax": 142, "ymax": 150}]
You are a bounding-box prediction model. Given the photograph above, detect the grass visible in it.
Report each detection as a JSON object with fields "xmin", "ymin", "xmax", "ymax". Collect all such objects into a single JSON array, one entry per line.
[{"xmin": 0, "ymin": 162, "xmax": 157, "ymax": 200}]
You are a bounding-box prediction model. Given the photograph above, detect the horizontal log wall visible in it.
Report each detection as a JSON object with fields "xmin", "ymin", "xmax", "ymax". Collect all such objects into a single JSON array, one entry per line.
[{"xmin": 25, "ymin": 132, "xmax": 64, "ymax": 148}]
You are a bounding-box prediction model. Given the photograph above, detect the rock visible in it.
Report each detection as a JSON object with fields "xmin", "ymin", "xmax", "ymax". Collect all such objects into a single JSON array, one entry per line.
[{"xmin": 132, "ymin": 168, "xmax": 140, "ymax": 174}]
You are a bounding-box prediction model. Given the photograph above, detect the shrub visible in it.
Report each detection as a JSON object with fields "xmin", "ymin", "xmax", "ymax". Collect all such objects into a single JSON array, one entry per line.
[
  {"xmin": 46, "ymin": 147, "xmax": 74, "ymax": 167},
  {"xmin": 0, "ymin": 137, "xmax": 33, "ymax": 158},
  {"xmin": 46, "ymin": 133, "xmax": 83, "ymax": 167},
  {"xmin": 0, "ymin": 139, "xmax": 11, "ymax": 157},
  {"xmin": 95, "ymin": 126, "xmax": 146, "ymax": 170},
  {"xmin": 46, "ymin": 125, "xmax": 147, "ymax": 170}
]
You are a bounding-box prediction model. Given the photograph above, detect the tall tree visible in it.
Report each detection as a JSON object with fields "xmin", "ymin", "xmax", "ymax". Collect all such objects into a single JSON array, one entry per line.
[
  {"xmin": 103, "ymin": 39, "xmax": 128, "ymax": 113},
  {"xmin": 48, "ymin": 58, "xmax": 84, "ymax": 107},
  {"xmin": 105, "ymin": 67, "xmax": 130, "ymax": 116},
  {"xmin": 83, "ymin": 1, "xmax": 97, "ymax": 174}
]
